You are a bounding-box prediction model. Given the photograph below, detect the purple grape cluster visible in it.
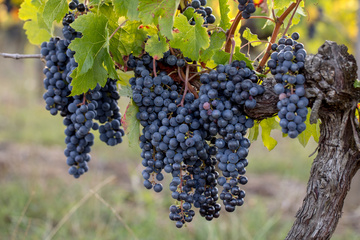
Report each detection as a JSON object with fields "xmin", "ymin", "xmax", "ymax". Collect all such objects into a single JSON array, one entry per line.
[{"xmin": 268, "ymin": 32, "xmax": 309, "ymax": 138}]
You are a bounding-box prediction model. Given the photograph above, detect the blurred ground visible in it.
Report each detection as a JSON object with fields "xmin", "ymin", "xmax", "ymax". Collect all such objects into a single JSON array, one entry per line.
[{"xmin": 1, "ymin": 23, "xmax": 360, "ymax": 240}]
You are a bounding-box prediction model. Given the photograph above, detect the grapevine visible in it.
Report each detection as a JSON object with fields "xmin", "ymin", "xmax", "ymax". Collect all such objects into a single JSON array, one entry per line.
[{"xmin": 11, "ymin": 0, "xmax": 314, "ymax": 229}]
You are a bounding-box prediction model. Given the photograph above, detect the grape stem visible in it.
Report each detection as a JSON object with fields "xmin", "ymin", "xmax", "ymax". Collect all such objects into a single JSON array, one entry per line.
[
  {"xmin": 109, "ymin": 20, "xmax": 128, "ymax": 40},
  {"xmin": 240, "ymin": 15, "xmax": 275, "ymax": 22},
  {"xmin": 225, "ymin": 11, "xmax": 242, "ymax": 53},
  {"xmin": 179, "ymin": 65, "xmax": 190, "ymax": 107},
  {"xmin": 282, "ymin": 0, "xmax": 302, "ymax": 37},
  {"xmin": 178, "ymin": 67, "xmax": 199, "ymax": 99},
  {"xmin": 240, "ymin": 40, "xmax": 272, "ymax": 50},
  {"xmin": 1, "ymin": 53, "xmax": 41, "ymax": 59},
  {"xmin": 256, "ymin": 1, "xmax": 301, "ymax": 72},
  {"xmin": 152, "ymin": 58, "xmax": 157, "ymax": 77},
  {"xmin": 229, "ymin": 39, "xmax": 236, "ymax": 64},
  {"xmin": 188, "ymin": 69, "xmax": 209, "ymax": 82}
]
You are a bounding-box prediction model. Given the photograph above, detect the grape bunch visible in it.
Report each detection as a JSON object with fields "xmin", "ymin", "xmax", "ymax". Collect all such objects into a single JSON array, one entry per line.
[
  {"xmin": 185, "ymin": 0, "xmax": 216, "ymax": 25},
  {"xmin": 267, "ymin": 32, "xmax": 309, "ymax": 138},
  {"xmin": 128, "ymin": 46, "xmax": 264, "ymax": 227},
  {"xmin": 40, "ymin": 2, "xmax": 125, "ymax": 178},
  {"xmin": 41, "ymin": 37, "xmax": 72, "ymax": 116},
  {"xmin": 238, "ymin": 0, "xmax": 256, "ymax": 19},
  {"xmin": 197, "ymin": 61, "xmax": 259, "ymax": 212}
]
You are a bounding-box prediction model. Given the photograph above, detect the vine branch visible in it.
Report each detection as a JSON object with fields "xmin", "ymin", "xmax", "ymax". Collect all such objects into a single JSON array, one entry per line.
[
  {"xmin": 256, "ymin": 1, "xmax": 300, "ymax": 72},
  {"xmin": 1, "ymin": 53, "xmax": 41, "ymax": 59}
]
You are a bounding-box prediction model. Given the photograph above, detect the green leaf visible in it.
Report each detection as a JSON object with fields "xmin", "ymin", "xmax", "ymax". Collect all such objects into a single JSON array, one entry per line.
[
  {"xmin": 117, "ymin": 70, "xmax": 134, "ymax": 86},
  {"xmin": 297, "ymin": 109, "xmax": 320, "ymax": 146},
  {"xmin": 119, "ymin": 85, "xmax": 133, "ymax": 98},
  {"xmin": 42, "ymin": 0, "xmax": 68, "ymax": 29},
  {"xmin": 138, "ymin": 0, "xmax": 180, "ymax": 39},
  {"xmin": 260, "ymin": 117, "xmax": 279, "ymax": 151},
  {"xmin": 122, "ymin": 100, "xmax": 141, "ymax": 148},
  {"xmin": 212, "ymin": 50, "xmax": 230, "ymax": 65},
  {"xmin": 200, "ymin": 31, "xmax": 226, "ymax": 63},
  {"xmin": 354, "ymin": 79, "xmax": 360, "ymax": 88},
  {"xmin": 145, "ymin": 33, "xmax": 169, "ymax": 60},
  {"xmin": 182, "ymin": 7, "xmax": 195, "ymax": 20},
  {"xmin": 171, "ymin": 14, "xmax": 210, "ymax": 61},
  {"xmin": 218, "ymin": 0, "xmax": 231, "ymax": 30},
  {"xmin": 233, "ymin": 47, "xmax": 253, "ymax": 69},
  {"xmin": 242, "ymin": 28, "xmax": 262, "ymax": 47},
  {"xmin": 212, "ymin": 46, "xmax": 253, "ymax": 68},
  {"xmin": 273, "ymin": 0, "xmax": 296, "ymax": 10},
  {"xmin": 69, "ymin": 13, "xmax": 117, "ymax": 95},
  {"xmin": 118, "ymin": 21, "xmax": 148, "ymax": 57},
  {"xmin": 19, "ymin": 0, "xmax": 51, "ymax": 45},
  {"xmin": 112, "ymin": 0, "xmax": 139, "ymax": 19}
]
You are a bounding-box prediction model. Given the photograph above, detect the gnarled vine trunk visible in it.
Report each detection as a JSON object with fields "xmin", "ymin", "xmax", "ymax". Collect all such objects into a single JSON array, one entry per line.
[{"xmin": 248, "ymin": 41, "xmax": 360, "ymax": 239}]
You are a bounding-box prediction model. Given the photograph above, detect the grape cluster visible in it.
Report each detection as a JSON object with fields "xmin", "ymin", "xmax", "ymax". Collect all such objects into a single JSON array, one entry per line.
[
  {"xmin": 64, "ymin": 96, "xmax": 95, "ymax": 178},
  {"xmin": 267, "ymin": 32, "xmax": 309, "ymax": 138},
  {"xmin": 186, "ymin": 0, "xmax": 216, "ymax": 25},
  {"xmin": 198, "ymin": 61, "xmax": 260, "ymax": 212},
  {"xmin": 92, "ymin": 80, "xmax": 125, "ymax": 146},
  {"xmin": 41, "ymin": 37, "xmax": 72, "ymax": 116},
  {"xmin": 238, "ymin": 0, "xmax": 256, "ymax": 19},
  {"xmin": 128, "ymin": 46, "xmax": 264, "ymax": 227},
  {"xmin": 40, "ymin": 3, "xmax": 124, "ymax": 178}
]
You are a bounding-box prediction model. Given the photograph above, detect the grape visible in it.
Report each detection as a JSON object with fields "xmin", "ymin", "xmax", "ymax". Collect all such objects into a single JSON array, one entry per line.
[
  {"xmin": 237, "ymin": 0, "xmax": 256, "ymax": 19},
  {"xmin": 191, "ymin": 0, "xmax": 201, "ymax": 8},
  {"xmin": 268, "ymin": 33, "xmax": 308, "ymax": 137},
  {"xmin": 40, "ymin": 7, "xmax": 125, "ymax": 179}
]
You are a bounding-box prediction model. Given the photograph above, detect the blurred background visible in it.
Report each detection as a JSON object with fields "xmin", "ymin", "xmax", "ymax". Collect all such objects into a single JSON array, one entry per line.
[{"xmin": 0, "ymin": 0, "xmax": 360, "ymax": 239}]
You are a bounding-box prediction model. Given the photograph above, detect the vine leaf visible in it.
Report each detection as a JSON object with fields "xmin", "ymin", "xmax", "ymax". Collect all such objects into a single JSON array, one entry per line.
[
  {"xmin": 200, "ymin": 31, "xmax": 226, "ymax": 64},
  {"xmin": 122, "ymin": 100, "xmax": 141, "ymax": 149},
  {"xmin": 271, "ymin": 0, "xmax": 296, "ymax": 10},
  {"xmin": 42, "ymin": 0, "xmax": 68, "ymax": 29},
  {"xmin": 18, "ymin": 0, "xmax": 51, "ymax": 45},
  {"xmin": 297, "ymin": 110, "xmax": 320, "ymax": 146},
  {"xmin": 69, "ymin": 13, "xmax": 117, "ymax": 95},
  {"xmin": 112, "ymin": 0, "xmax": 139, "ymax": 19},
  {"xmin": 212, "ymin": 47, "xmax": 253, "ymax": 69},
  {"xmin": 219, "ymin": 0, "xmax": 231, "ymax": 30},
  {"xmin": 248, "ymin": 122, "xmax": 259, "ymax": 142},
  {"xmin": 117, "ymin": 70, "xmax": 134, "ymax": 86},
  {"xmin": 145, "ymin": 33, "xmax": 169, "ymax": 60},
  {"xmin": 233, "ymin": 47, "xmax": 253, "ymax": 69},
  {"xmin": 260, "ymin": 117, "xmax": 279, "ymax": 151},
  {"xmin": 242, "ymin": 28, "xmax": 262, "ymax": 47},
  {"xmin": 171, "ymin": 14, "xmax": 210, "ymax": 61},
  {"xmin": 118, "ymin": 21, "xmax": 148, "ymax": 57},
  {"xmin": 138, "ymin": 0, "xmax": 180, "ymax": 39}
]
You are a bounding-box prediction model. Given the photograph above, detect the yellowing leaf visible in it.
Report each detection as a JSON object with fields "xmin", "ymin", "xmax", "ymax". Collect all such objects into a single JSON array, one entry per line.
[
  {"xmin": 145, "ymin": 33, "xmax": 169, "ymax": 60},
  {"xmin": 19, "ymin": 0, "xmax": 51, "ymax": 45},
  {"xmin": 297, "ymin": 109, "xmax": 320, "ymax": 147},
  {"xmin": 260, "ymin": 117, "xmax": 279, "ymax": 151},
  {"xmin": 242, "ymin": 28, "xmax": 262, "ymax": 47}
]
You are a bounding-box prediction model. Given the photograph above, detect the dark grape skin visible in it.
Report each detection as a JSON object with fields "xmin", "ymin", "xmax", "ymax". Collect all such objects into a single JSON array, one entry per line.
[
  {"xmin": 41, "ymin": 9, "xmax": 125, "ymax": 179},
  {"xmin": 268, "ymin": 32, "xmax": 308, "ymax": 138}
]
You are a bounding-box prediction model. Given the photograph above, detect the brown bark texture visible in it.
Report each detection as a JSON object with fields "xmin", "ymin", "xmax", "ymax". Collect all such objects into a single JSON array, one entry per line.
[{"xmin": 247, "ymin": 41, "xmax": 360, "ymax": 239}]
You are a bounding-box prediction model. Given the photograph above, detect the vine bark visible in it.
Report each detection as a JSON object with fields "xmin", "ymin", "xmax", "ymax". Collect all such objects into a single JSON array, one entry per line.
[{"xmin": 247, "ymin": 41, "xmax": 360, "ymax": 239}]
